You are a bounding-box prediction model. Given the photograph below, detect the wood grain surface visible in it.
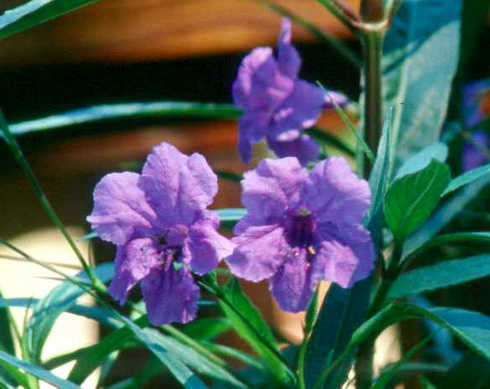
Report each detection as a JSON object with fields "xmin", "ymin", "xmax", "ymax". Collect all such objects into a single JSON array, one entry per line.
[{"xmin": 0, "ymin": 0, "xmax": 359, "ymax": 67}]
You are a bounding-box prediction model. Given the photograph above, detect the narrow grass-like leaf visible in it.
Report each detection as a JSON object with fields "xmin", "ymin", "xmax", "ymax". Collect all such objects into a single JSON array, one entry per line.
[
  {"xmin": 215, "ymin": 278, "xmax": 295, "ymax": 386},
  {"xmin": 443, "ymin": 163, "xmax": 490, "ymax": 196},
  {"xmin": 0, "ymin": 112, "xmax": 94, "ymax": 280},
  {"xmin": 0, "ymin": 290, "xmax": 16, "ymax": 355},
  {"xmin": 9, "ymin": 102, "xmax": 240, "ymax": 137},
  {"xmin": 181, "ymin": 318, "xmax": 231, "ymax": 340},
  {"xmin": 216, "ymin": 209, "xmax": 246, "ymax": 223},
  {"xmin": 366, "ymin": 107, "xmax": 396, "ymax": 243},
  {"xmin": 402, "ymin": 232, "xmax": 490, "ymax": 264},
  {"xmin": 0, "ymin": 350, "xmax": 80, "ymax": 389},
  {"xmin": 384, "ymin": 160, "xmax": 450, "ymax": 240},
  {"xmin": 26, "ymin": 262, "xmax": 114, "ymax": 362},
  {"xmin": 306, "ymin": 127, "xmax": 355, "ymax": 156},
  {"xmin": 388, "ymin": 254, "xmax": 490, "ymax": 299}
]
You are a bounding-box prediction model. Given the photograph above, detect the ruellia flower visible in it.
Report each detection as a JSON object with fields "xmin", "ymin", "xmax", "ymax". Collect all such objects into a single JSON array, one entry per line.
[
  {"xmin": 232, "ymin": 18, "xmax": 347, "ymax": 166},
  {"xmin": 225, "ymin": 157, "xmax": 375, "ymax": 312},
  {"xmin": 462, "ymin": 131, "xmax": 489, "ymax": 172},
  {"xmin": 87, "ymin": 142, "xmax": 233, "ymax": 325}
]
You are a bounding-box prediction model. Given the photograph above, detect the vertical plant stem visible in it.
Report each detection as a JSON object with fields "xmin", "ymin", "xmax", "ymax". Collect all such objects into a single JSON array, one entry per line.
[{"xmin": 362, "ymin": 28, "xmax": 385, "ymax": 170}]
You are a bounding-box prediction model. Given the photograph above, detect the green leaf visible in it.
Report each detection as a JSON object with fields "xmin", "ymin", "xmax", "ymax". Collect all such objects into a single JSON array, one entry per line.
[
  {"xmin": 437, "ymin": 352, "xmax": 490, "ymax": 389},
  {"xmin": 216, "ymin": 208, "xmax": 246, "ymax": 223},
  {"xmin": 404, "ymin": 176, "xmax": 490, "ymax": 256},
  {"xmin": 0, "ymin": 290, "xmax": 16, "ymax": 355},
  {"xmin": 443, "ymin": 163, "xmax": 490, "ymax": 196},
  {"xmin": 403, "ymin": 232, "xmax": 490, "ymax": 263},
  {"xmin": 384, "ymin": 160, "xmax": 451, "ymax": 240},
  {"xmin": 383, "ymin": 0, "xmax": 462, "ymax": 165},
  {"xmin": 181, "ymin": 318, "xmax": 231, "ymax": 341},
  {"xmin": 0, "ymin": 349, "xmax": 80, "ymax": 389},
  {"xmin": 217, "ymin": 278, "xmax": 295, "ymax": 386},
  {"xmin": 9, "ymin": 102, "xmax": 240, "ymax": 137},
  {"xmin": 395, "ymin": 143, "xmax": 448, "ymax": 179},
  {"xmin": 418, "ymin": 376, "xmax": 438, "ymax": 389},
  {"xmin": 25, "ymin": 263, "xmax": 114, "ymax": 362},
  {"xmin": 366, "ymin": 107, "xmax": 396, "ymax": 243},
  {"xmin": 349, "ymin": 304, "xmax": 490, "ymax": 366},
  {"xmin": 306, "ymin": 127, "xmax": 355, "ymax": 157},
  {"xmin": 0, "ymin": 0, "xmax": 103, "ymax": 40},
  {"xmin": 304, "ymin": 278, "xmax": 372, "ymax": 389},
  {"xmin": 388, "ymin": 254, "xmax": 490, "ymax": 299}
]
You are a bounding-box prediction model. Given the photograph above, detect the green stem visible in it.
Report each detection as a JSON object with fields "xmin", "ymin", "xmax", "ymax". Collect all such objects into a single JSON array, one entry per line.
[
  {"xmin": 355, "ymin": 240, "xmax": 403, "ymax": 389},
  {"xmin": 361, "ymin": 28, "xmax": 385, "ymax": 171}
]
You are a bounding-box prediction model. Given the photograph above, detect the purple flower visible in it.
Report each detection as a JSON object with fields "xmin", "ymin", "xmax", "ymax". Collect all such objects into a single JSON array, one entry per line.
[
  {"xmin": 462, "ymin": 131, "xmax": 490, "ymax": 172},
  {"xmin": 225, "ymin": 157, "xmax": 375, "ymax": 312},
  {"xmin": 87, "ymin": 142, "xmax": 233, "ymax": 325},
  {"xmin": 232, "ymin": 18, "xmax": 347, "ymax": 166}
]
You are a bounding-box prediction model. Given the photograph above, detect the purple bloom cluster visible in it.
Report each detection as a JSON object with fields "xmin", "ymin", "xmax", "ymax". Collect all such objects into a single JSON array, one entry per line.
[
  {"xmin": 226, "ymin": 157, "xmax": 375, "ymax": 312},
  {"xmin": 233, "ymin": 18, "xmax": 346, "ymax": 166},
  {"xmin": 88, "ymin": 19, "xmax": 373, "ymax": 325},
  {"xmin": 87, "ymin": 143, "xmax": 233, "ymax": 325}
]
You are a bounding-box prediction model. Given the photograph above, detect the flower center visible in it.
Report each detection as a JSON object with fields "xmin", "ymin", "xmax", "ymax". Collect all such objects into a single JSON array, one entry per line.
[
  {"xmin": 287, "ymin": 207, "xmax": 317, "ymax": 258},
  {"xmin": 156, "ymin": 233, "xmax": 183, "ymax": 270}
]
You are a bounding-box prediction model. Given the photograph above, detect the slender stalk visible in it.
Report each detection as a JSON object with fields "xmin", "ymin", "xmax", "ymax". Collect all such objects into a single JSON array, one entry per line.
[
  {"xmin": 355, "ymin": 240, "xmax": 403, "ymax": 389},
  {"xmin": 360, "ymin": 0, "xmax": 384, "ymax": 23},
  {"xmin": 361, "ymin": 28, "xmax": 385, "ymax": 169}
]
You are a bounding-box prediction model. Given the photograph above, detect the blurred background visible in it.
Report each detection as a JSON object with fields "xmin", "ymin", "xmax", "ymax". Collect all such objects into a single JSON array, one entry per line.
[{"xmin": 0, "ymin": 0, "xmax": 488, "ymax": 388}]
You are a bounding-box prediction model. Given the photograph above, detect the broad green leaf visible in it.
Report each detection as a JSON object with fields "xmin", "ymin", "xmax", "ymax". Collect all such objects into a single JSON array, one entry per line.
[
  {"xmin": 443, "ymin": 163, "xmax": 490, "ymax": 196},
  {"xmin": 218, "ymin": 278, "xmax": 295, "ymax": 386},
  {"xmin": 304, "ymin": 278, "xmax": 372, "ymax": 389},
  {"xmin": 383, "ymin": 0, "xmax": 462, "ymax": 165},
  {"xmin": 26, "ymin": 263, "xmax": 114, "ymax": 362},
  {"xmin": 404, "ymin": 176, "xmax": 490, "ymax": 256},
  {"xmin": 0, "ymin": 350, "xmax": 80, "ymax": 389},
  {"xmin": 395, "ymin": 143, "xmax": 448, "ymax": 179},
  {"xmin": 9, "ymin": 102, "xmax": 240, "ymax": 137},
  {"xmin": 384, "ymin": 160, "xmax": 450, "ymax": 240},
  {"xmin": 437, "ymin": 352, "xmax": 490, "ymax": 389},
  {"xmin": 388, "ymin": 254, "xmax": 490, "ymax": 299}
]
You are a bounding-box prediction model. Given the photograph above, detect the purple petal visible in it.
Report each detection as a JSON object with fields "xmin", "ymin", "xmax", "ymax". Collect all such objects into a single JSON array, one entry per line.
[
  {"xmin": 108, "ymin": 238, "xmax": 161, "ymax": 304},
  {"xmin": 267, "ymin": 134, "xmax": 319, "ymax": 166},
  {"xmin": 305, "ymin": 157, "xmax": 371, "ymax": 226},
  {"xmin": 232, "ymin": 47, "xmax": 293, "ymax": 112},
  {"xmin": 241, "ymin": 158, "xmax": 307, "ymax": 221},
  {"xmin": 323, "ymin": 90, "xmax": 349, "ymax": 109},
  {"xmin": 87, "ymin": 172, "xmax": 156, "ymax": 245},
  {"xmin": 269, "ymin": 253, "xmax": 314, "ymax": 312},
  {"xmin": 237, "ymin": 111, "xmax": 272, "ymax": 164},
  {"xmin": 312, "ymin": 225, "xmax": 375, "ymax": 288},
  {"xmin": 140, "ymin": 143, "xmax": 218, "ymax": 225},
  {"xmin": 269, "ymin": 80, "xmax": 325, "ymax": 139},
  {"xmin": 277, "ymin": 18, "xmax": 301, "ymax": 79},
  {"xmin": 226, "ymin": 224, "xmax": 287, "ymax": 282},
  {"xmin": 462, "ymin": 131, "xmax": 489, "ymax": 172},
  {"xmin": 141, "ymin": 267, "xmax": 200, "ymax": 325},
  {"xmin": 184, "ymin": 220, "xmax": 234, "ymax": 274}
]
